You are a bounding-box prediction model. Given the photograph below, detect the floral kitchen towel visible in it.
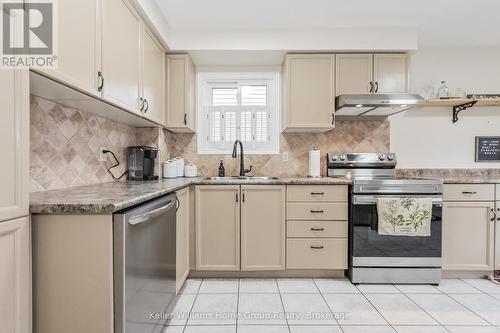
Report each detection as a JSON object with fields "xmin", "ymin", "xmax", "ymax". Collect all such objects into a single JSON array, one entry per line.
[{"xmin": 377, "ymin": 197, "xmax": 433, "ymax": 236}]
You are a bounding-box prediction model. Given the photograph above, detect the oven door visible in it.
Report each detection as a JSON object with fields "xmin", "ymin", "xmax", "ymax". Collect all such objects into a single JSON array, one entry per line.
[{"xmin": 350, "ymin": 194, "xmax": 442, "ymax": 267}]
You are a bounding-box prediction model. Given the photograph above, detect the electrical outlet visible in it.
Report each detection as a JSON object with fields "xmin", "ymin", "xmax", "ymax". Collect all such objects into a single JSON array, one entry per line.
[
  {"xmin": 282, "ymin": 151, "xmax": 289, "ymax": 162},
  {"xmin": 99, "ymin": 147, "xmax": 109, "ymax": 162}
]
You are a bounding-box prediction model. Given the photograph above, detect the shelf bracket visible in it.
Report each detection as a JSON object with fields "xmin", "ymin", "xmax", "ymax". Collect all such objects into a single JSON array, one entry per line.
[{"xmin": 452, "ymin": 100, "xmax": 477, "ymax": 123}]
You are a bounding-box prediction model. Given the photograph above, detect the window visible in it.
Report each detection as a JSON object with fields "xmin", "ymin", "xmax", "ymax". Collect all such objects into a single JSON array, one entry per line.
[{"xmin": 197, "ymin": 72, "xmax": 280, "ymax": 154}]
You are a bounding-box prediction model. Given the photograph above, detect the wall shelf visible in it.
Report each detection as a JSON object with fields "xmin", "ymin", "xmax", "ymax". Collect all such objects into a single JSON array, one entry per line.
[{"xmin": 425, "ymin": 99, "xmax": 500, "ymax": 107}]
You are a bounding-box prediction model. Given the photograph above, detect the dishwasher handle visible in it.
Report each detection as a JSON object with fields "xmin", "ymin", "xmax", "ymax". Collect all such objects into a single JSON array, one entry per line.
[{"xmin": 128, "ymin": 200, "xmax": 176, "ymax": 225}]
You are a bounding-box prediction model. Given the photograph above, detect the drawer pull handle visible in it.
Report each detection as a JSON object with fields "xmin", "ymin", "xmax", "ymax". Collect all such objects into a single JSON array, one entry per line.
[
  {"xmin": 310, "ymin": 227, "xmax": 325, "ymax": 231},
  {"xmin": 462, "ymin": 191, "xmax": 477, "ymax": 195},
  {"xmin": 311, "ymin": 192, "xmax": 325, "ymax": 195},
  {"xmin": 310, "ymin": 245, "xmax": 324, "ymax": 249},
  {"xmin": 310, "ymin": 210, "xmax": 324, "ymax": 214}
]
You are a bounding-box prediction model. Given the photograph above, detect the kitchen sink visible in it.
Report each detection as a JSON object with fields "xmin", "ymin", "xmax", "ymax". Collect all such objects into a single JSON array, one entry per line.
[{"xmin": 204, "ymin": 176, "xmax": 279, "ymax": 180}]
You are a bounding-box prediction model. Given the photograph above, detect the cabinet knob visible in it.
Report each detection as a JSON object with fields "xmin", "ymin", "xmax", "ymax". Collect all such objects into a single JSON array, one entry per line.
[
  {"xmin": 369, "ymin": 81, "xmax": 374, "ymax": 93},
  {"xmin": 97, "ymin": 71, "xmax": 104, "ymax": 92},
  {"xmin": 492, "ymin": 208, "xmax": 497, "ymax": 222},
  {"xmin": 310, "ymin": 245, "xmax": 324, "ymax": 250},
  {"xmin": 310, "ymin": 210, "xmax": 324, "ymax": 214},
  {"xmin": 462, "ymin": 191, "xmax": 477, "ymax": 195},
  {"xmin": 310, "ymin": 192, "xmax": 324, "ymax": 195},
  {"xmin": 310, "ymin": 227, "xmax": 325, "ymax": 231},
  {"xmin": 374, "ymin": 81, "xmax": 379, "ymax": 93}
]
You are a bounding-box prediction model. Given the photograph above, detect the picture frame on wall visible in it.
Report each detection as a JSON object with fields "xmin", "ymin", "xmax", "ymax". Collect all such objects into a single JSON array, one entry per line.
[{"xmin": 475, "ymin": 136, "xmax": 500, "ymax": 162}]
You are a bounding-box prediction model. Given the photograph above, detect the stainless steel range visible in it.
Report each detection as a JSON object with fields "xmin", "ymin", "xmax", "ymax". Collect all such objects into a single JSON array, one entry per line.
[{"xmin": 327, "ymin": 153, "xmax": 443, "ymax": 284}]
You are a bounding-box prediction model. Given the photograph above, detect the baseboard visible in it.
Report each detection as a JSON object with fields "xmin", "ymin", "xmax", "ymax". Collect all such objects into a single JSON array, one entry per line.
[
  {"xmin": 188, "ymin": 270, "xmax": 346, "ymax": 278},
  {"xmin": 442, "ymin": 270, "xmax": 493, "ymax": 279}
]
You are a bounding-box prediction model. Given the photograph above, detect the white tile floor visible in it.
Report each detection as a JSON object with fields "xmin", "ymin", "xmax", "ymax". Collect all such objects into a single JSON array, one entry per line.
[{"xmin": 152, "ymin": 278, "xmax": 500, "ymax": 333}]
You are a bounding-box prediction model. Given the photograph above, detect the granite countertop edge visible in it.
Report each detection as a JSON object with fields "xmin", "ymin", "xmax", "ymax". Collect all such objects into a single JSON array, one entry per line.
[
  {"xmin": 29, "ymin": 177, "xmax": 353, "ymax": 215},
  {"xmin": 30, "ymin": 175, "xmax": 500, "ymax": 215}
]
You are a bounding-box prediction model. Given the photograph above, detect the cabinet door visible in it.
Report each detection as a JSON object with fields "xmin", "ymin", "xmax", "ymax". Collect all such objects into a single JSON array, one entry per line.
[
  {"xmin": 496, "ymin": 201, "xmax": 500, "ymax": 270},
  {"xmin": 142, "ymin": 26, "xmax": 165, "ymax": 125},
  {"xmin": 241, "ymin": 186, "xmax": 285, "ymax": 271},
  {"xmin": 195, "ymin": 186, "xmax": 240, "ymax": 270},
  {"xmin": 0, "ymin": 217, "xmax": 31, "ymax": 333},
  {"xmin": 39, "ymin": 0, "xmax": 101, "ymax": 96},
  {"xmin": 443, "ymin": 202, "xmax": 495, "ymax": 271},
  {"xmin": 166, "ymin": 55, "xmax": 195, "ymax": 132},
  {"xmin": 176, "ymin": 188, "xmax": 190, "ymax": 292},
  {"xmin": 284, "ymin": 54, "xmax": 335, "ymax": 131},
  {"xmin": 335, "ymin": 54, "xmax": 373, "ymax": 95},
  {"xmin": 102, "ymin": 0, "xmax": 141, "ymax": 112},
  {"xmin": 373, "ymin": 54, "xmax": 409, "ymax": 94},
  {"xmin": 0, "ymin": 69, "xmax": 29, "ymax": 222}
]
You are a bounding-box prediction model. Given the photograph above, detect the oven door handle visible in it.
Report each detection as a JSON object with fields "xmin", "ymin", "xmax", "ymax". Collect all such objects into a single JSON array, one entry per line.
[{"xmin": 353, "ymin": 195, "xmax": 443, "ymax": 205}]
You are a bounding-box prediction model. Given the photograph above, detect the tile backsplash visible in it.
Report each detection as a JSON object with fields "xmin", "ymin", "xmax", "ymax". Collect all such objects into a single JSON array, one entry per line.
[
  {"xmin": 165, "ymin": 120, "xmax": 390, "ymax": 177},
  {"xmin": 30, "ymin": 95, "xmax": 389, "ymax": 191},
  {"xmin": 30, "ymin": 96, "xmax": 161, "ymax": 192}
]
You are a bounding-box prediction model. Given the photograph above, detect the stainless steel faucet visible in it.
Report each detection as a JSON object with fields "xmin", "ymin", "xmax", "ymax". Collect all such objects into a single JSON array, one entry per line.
[{"xmin": 232, "ymin": 140, "xmax": 252, "ymax": 177}]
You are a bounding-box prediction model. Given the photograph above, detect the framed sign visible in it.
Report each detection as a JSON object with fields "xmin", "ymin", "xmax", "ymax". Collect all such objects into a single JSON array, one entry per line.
[{"xmin": 475, "ymin": 136, "xmax": 500, "ymax": 162}]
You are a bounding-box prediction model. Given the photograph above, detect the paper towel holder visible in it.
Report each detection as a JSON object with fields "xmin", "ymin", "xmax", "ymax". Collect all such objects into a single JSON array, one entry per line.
[{"xmin": 308, "ymin": 147, "xmax": 321, "ymax": 178}]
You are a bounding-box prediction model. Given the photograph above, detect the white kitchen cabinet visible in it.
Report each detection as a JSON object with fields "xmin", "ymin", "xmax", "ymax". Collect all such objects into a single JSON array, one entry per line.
[
  {"xmin": 36, "ymin": 0, "xmax": 101, "ymax": 96},
  {"xmin": 195, "ymin": 186, "xmax": 240, "ymax": 270},
  {"xmin": 496, "ymin": 200, "xmax": 500, "ymax": 270},
  {"xmin": 142, "ymin": 26, "xmax": 166, "ymax": 125},
  {"xmin": 443, "ymin": 202, "xmax": 495, "ymax": 271},
  {"xmin": 0, "ymin": 69, "xmax": 29, "ymax": 222},
  {"xmin": 282, "ymin": 54, "xmax": 335, "ymax": 132},
  {"xmin": 0, "ymin": 217, "xmax": 31, "ymax": 333},
  {"xmin": 176, "ymin": 187, "xmax": 190, "ymax": 292},
  {"xmin": 102, "ymin": 0, "xmax": 142, "ymax": 113},
  {"xmin": 373, "ymin": 54, "xmax": 410, "ymax": 94},
  {"xmin": 335, "ymin": 53, "xmax": 409, "ymax": 96},
  {"xmin": 166, "ymin": 54, "xmax": 196, "ymax": 132},
  {"xmin": 335, "ymin": 54, "xmax": 373, "ymax": 95},
  {"xmin": 240, "ymin": 186, "xmax": 285, "ymax": 271}
]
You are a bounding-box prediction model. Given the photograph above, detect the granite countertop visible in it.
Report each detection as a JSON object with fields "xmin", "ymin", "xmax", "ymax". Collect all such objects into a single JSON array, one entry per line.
[{"xmin": 30, "ymin": 176, "xmax": 352, "ymax": 215}]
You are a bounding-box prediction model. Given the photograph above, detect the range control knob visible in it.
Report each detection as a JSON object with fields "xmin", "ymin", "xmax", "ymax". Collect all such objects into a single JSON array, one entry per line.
[
  {"xmin": 331, "ymin": 155, "xmax": 338, "ymax": 161},
  {"xmin": 387, "ymin": 154, "xmax": 395, "ymax": 161},
  {"xmin": 378, "ymin": 154, "xmax": 386, "ymax": 161},
  {"xmin": 339, "ymin": 155, "xmax": 347, "ymax": 161}
]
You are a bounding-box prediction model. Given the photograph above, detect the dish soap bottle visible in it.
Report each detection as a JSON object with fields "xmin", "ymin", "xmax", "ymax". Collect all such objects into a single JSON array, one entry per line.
[
  {"xmin": 218, "ymin": 160, "xmax": 225, "ymax": 177},
  {"xmin": 437, "ymin": 81, "xmax": 450, "ymax": 98}
]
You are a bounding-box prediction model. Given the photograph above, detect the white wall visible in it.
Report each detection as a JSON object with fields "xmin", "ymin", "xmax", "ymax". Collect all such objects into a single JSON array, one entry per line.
[{"xmin": 390, "ymin": 47, "xmax": 500, "ymax": 169}]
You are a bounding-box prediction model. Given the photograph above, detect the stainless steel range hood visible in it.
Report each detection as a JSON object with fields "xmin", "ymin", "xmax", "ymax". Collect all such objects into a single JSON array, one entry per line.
[{"xmin": 335, "ymin": 94, "xmax": 425, "ymax": 117}]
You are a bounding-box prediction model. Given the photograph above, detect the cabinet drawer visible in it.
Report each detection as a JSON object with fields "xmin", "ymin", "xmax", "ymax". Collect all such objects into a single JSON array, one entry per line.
[
  {"xmin": 286, "ymin": 238, "xmax": 347, "ymax": 269},
  {"xmin": 287, "ymin": 185, "xmax": 348, "ymax": 202},
  {"xmin": 287, "ymin": 220, "xmax": 347, "ymax": 238},
  {"xmin": 287, "ymin": 203, "xmax": 348, "ymax": 220},
  {"xmin": 444, "ymin": 184, "xmax": 495, "ymax": 201}
]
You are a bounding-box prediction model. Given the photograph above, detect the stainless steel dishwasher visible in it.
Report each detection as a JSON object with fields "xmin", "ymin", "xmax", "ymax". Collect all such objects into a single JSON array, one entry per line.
[{"xmin": 113, "ymin": 193, "xmax": 177, "ymax": 333}]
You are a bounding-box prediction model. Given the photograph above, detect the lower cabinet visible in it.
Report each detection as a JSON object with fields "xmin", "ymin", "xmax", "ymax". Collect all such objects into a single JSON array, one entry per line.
[
  {"xmin": 176, "ymin": 187, "xmax": 190, "ymax": 292},
  {"xmin": 0, "ymin": 217, "xmax": 31, "ymax": 333},
  {"xmin": 195, "ymin": 185, "xmax": 241, "ymax": 270},
  {"xmin": 496, "ymin": 200, "xmax": 500, "ymax": 271},
  {"xmin": 195, "ymin": 185, "xmax": 286, "ymax": 271},
  {"xmin": 286, "ymin": 238, "xmax": 347, "ymax": 270},
  {"xmin": 442, "ymin": 201, "xmax": 495, "ymax": 271},
  {"xmin": 241, "ymin": 185, "xmax": 285, "ymax": 271}
]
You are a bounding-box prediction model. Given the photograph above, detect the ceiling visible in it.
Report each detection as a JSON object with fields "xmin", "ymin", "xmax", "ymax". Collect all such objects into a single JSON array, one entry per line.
[{"xmin": 154, "ymin": 0, "xmax": 500, "ymax": 47}]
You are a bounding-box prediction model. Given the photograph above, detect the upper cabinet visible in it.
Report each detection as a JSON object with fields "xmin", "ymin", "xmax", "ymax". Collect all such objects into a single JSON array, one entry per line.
[
  {"xmin": 32, "ymin": 0, "xmax": 167, "ymax": 127},
  {"xmin": 0, "ymin": 69, "xmax": 29, "ymax": 222},
  {"xmin": 336, "ymin": 53, "xmax": 409, "ymax": 95},
  {"xmin": 373, "ymin": 54, "xmax": 410, "ymax": 94},
  {"xmin": 282, "ymin": 54, "xmax": 335, "ymax": 132},
  {"xmin": 336, "ymin": 54, "xmax": 373, "ymax": 95},
  {"xmin": 141, "ymin": 26, "xmax": 166, "ymax": 125},
  {"xmin": 166, "ymin": 54, "xmax": 196, "ymax": 132},
  {"xmin": 101, "ymin": 0, "xmax": 142, "ymax": 113},
  {"xmin": 36, "ymin": 0, "xmax": 101, "ymax": 96}
]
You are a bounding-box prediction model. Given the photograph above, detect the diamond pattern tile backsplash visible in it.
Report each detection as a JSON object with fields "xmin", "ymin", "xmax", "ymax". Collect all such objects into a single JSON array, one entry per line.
[
  {"xmin": 30, "ymin": 95, "xmax": 390, "ymax": 192},
  {"xmin": 165, "ymin": 120, "xmax": 390, "ymax": 177},
  {"xmin": 30, "ymin": 96, "xmax": 161, "ymax": 192}
]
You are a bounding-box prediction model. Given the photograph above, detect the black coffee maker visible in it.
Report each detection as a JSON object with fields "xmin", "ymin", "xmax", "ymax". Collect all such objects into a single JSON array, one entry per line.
[{"xmin": 127, "ymin": 146, "xmax": 159, "ymax": 180}]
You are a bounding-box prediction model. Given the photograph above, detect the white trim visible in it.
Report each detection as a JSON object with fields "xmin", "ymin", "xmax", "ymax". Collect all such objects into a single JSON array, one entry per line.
[{"xmin": 197, "ymin": 71, "xmax": 281, "ymax": 155}]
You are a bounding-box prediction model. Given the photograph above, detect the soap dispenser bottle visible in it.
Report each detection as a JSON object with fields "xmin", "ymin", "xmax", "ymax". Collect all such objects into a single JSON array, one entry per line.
[{"xmin": 218, "ymin": 160, "xmax": 225, "ymax": 177}]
